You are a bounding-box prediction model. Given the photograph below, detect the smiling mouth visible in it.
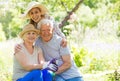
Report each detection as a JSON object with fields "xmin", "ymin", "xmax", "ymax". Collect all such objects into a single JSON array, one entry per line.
[
  {"xmin": 34, "ymin": 16, "xmax": 41, "ymax": 21},
  {"xmin": 34, "ymin": 18, "xmax": 39, "ymax": 21},
  {"xmin": 29, "ymin": 37, "xmax": 36, "ymax": 40}
]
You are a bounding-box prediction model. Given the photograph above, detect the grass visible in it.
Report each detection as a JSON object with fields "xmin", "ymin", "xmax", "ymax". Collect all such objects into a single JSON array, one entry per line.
[{"xmin": 0, "ymin": 38, "xmax": 19, "ymax": 81}]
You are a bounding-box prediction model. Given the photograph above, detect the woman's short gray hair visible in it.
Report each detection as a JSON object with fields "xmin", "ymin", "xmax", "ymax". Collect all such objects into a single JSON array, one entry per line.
[{"xmin": 37, "ymin": 19, "xmax": 53, "ymax": 29}]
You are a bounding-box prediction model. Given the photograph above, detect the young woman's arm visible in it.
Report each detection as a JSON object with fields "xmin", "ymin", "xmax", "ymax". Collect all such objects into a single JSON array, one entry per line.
[{"xmin": 54, "ymin": 23, "xmax": 67, "ymax": 47}]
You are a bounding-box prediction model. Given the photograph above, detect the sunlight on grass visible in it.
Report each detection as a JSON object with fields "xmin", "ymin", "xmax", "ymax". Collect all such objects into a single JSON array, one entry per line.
[{"xmin": 0, "ymin": 38, "xmax": 21, "ymax": 81}]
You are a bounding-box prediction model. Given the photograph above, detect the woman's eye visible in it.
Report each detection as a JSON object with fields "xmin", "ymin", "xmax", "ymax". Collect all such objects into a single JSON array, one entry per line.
[
  {"xmin": 27, "ymin": 32, "xmax": 30, "ymax": 35},
  {"xmin": 35, "ymin": 11, "xmax": 38, "ymax": 14},
  {"xmin": 30, "ymin": 12, "xmax": 33, "ymax": 15},
  {"xmin": 32, "ymin": 32, "xmax": 35, "ymax": 34}
]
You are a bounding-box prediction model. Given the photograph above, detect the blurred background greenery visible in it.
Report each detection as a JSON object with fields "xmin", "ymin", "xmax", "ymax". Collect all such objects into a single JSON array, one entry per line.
[{"xmin": 0, "ymin": 0, "xmax": 120, "ymax": 81}]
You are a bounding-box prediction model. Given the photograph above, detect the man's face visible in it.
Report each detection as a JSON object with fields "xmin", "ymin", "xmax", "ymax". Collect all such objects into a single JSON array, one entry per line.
[{"xmin": 40, "ymin": 23, "xmax": 53, "ymax": 42}]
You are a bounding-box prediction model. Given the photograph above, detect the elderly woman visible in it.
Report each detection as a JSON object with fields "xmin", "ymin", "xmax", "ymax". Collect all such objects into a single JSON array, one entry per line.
[{"xmin": 12, "ymin": 24, "xmax": 58, "ymax": 81}]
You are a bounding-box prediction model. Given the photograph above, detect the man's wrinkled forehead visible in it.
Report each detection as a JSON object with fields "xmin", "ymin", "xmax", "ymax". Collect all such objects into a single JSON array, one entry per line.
[
  {"xmin": 41, "ymin": 23, "xmax": 53, "ymax": 29},
  {"xmin": 40, "ymin": 23, "xmax": 53, "ymax": 30}
]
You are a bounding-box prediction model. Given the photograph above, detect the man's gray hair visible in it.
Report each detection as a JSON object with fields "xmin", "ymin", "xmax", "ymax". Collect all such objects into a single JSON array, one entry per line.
[{"xmin": 37, "ymin": 19, "xmax": 53, "ymax": 29}]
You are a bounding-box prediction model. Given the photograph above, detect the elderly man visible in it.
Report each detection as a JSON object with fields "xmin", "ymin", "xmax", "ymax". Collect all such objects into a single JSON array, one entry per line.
[{"xmin": 35, "ymin": 19, "xmax": 84, "ymax": 81}]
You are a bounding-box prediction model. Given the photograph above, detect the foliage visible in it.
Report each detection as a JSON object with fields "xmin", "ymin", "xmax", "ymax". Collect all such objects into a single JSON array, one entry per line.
[
  {"xmin": 72, "ymin": 47, "xmax": 83, "ymax": 67},
  {"xmin": 89, "ymin": 57, "xmax": 106, "ymax": 71},
  {"xmin": 0, "ymin": 11, "xmax": 13, "ymax": 39},
  {"xmin": 61, "ymin": 23, "xmax": 72, "ymax": 36},
  {"xmin": 83, "ymin": 73, "xmax": 116, "ymax": 81},
  {"xmin": 0, "ymin": 51, "xmax": 13, "ymax": 81},
  {"xmin": 105, "ymin": 74, "xmax": 116, "ymax": 81},
  {"xmin": 104, "ymin": 70, "xmax": 120, "ymax": 81},
  {"xmin": 83, "ymin": 0, "xmax": 99, "ymax": 8},
  {"xmin": 0, "ymin": 23, "xmax": 6, "ymax": 41},
  {"xmin": 78, "ymin": 5, "xmax": 98, "ymax": 28},
  {"xmin": 71, "ymin": 46, "xmax": 91, "ymax": 67}
]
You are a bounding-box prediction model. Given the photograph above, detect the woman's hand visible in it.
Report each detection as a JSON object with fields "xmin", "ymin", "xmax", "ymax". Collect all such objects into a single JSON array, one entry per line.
[
  {"xmin": 14, "ymin": 44, "xmax": 22, "ymax": 55},
  {"xmin": 43, "ymin": 58, "xmax": 58, "ymax": 72},
  {"xmin": 61, "ymin": 38, "xmax": 67, "ymax": 47}
]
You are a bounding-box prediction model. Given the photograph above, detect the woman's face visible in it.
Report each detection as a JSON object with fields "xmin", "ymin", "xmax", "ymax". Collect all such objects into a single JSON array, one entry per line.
[
  {"xmin": 23, "ymin": 31, "xmax": 38, "ymax": 43},
  {"xmin": 29, "ymin": 7, "xmax": 42, "ymax": 23}
]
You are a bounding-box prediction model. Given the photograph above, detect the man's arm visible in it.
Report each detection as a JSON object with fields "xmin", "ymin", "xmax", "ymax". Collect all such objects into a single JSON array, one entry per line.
[{"xmin": 55, "ymin": 54, "xmax": 71, "ymax": 74}]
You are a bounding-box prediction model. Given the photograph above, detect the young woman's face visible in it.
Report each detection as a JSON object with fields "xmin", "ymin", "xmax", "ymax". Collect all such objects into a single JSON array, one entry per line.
[
  {"xmin": 29, "ymin": 7, "xmax": 42, "ymax": 23},
  {"xmin": 23, "ymin": 31, "xmax": 38, "ymax": 43}
]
